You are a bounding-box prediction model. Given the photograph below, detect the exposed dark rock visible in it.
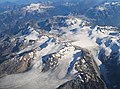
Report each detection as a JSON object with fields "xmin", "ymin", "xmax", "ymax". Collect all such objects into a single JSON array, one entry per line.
[
  {"xmin": 0, "ymin": 51, "xmax": 34, "ymax": 77},
  {"xmin": 57, "ymin": 48, "xmax": 107, "ymax": 89},
  {"xmin": 57, "ymin": 76, "xmax": 107, "ymax": 89}
]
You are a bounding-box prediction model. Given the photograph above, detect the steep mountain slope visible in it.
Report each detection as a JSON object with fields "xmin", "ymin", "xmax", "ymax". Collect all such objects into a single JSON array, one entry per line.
[
  {"xmin": 86, "ymin": 1, "xmax": 120, "ymax": 28},
  {"xmin": 0, "ymin": 15, "xmax": 119, "ymax": 89}
]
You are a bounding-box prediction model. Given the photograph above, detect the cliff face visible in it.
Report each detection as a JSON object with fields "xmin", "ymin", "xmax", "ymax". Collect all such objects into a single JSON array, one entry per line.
[
  {"xmin": 57, "ymin": 77, "xmax": 106, "ymax": 89},
  {"xmin": 57, "ymin": 48, "xmax": 107, "ymax": 89}
]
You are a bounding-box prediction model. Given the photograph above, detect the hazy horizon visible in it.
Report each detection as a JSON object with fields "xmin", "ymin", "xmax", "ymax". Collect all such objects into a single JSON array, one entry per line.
[{"xmin": 0, "ymin": 0, "xmax": 118, "ymax": 4}]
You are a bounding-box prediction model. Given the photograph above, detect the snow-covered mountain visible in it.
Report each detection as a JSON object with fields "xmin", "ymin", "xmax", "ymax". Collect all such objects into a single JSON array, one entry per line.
[
  {"xmin": 86, "ymin": 1, "xmax": 120, "ymax": 28},
  {"xmin": 22, "ymin": 3, "xmax": 54, "ymax": 13},
  {"xmin": 0, "ymin": 1, "xmax": 119, "ymax": 89}
]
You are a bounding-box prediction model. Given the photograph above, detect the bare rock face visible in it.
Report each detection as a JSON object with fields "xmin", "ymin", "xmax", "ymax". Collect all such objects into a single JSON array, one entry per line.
[
  {"xmin": 57, "ymin": 48, "xmax": 107, "ymax": 89},
  {"xmin": 57, "ymin": 77, "xmax": 106, "ymax": 89},
  {"xmin": 42, "ymin": 53, "xmax": 59, "ymax": 72},
  {"xmin": 0, "ymin": 51, "xmax": 34, "ymax": 77}
]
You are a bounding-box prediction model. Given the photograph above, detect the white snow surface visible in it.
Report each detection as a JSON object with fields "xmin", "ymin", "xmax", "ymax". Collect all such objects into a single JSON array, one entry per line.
[
  {"xmin": 0, "ymin": 16, "xmax": 119, "ymax": 89},
  {"xmin": 23, "ymin": 3, "xmax": 54, "ymax": 13},
  {"xmin": 96, "ymin": 6, "xmax": 106, "ymax": 11}
]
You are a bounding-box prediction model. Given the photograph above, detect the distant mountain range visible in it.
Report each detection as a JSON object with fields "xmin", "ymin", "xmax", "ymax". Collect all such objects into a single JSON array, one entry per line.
[{"xmin": 0, "ymin": 0, "xmax": 115, "ymax": 5}]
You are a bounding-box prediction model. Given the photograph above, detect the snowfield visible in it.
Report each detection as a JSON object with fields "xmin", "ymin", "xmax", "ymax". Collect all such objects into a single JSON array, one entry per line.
[{"xmin": 0, "ymin": 14, "xmax": 119, "ymax": 89}]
